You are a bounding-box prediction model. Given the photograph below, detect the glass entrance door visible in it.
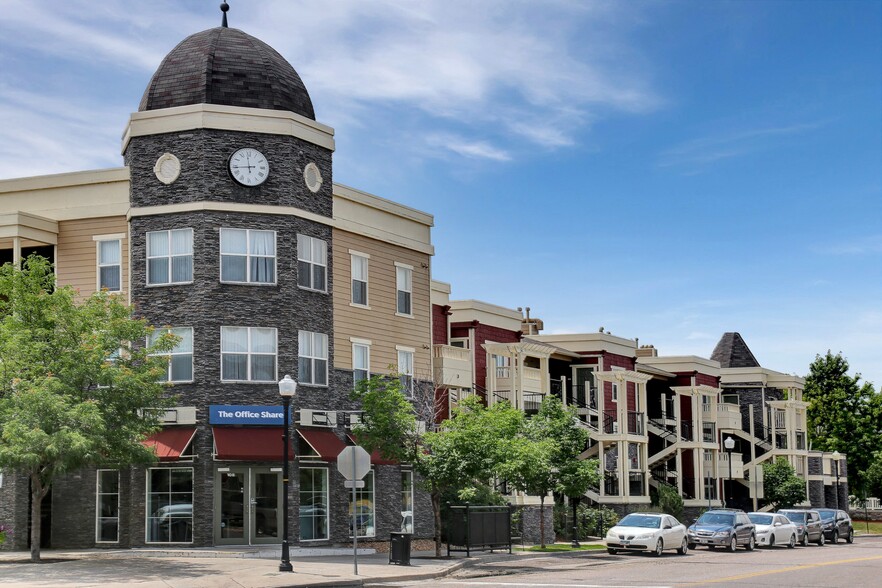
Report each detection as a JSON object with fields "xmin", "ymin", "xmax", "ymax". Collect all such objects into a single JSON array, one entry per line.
[{"xmin": 215, "ymin": 467, "xmax": 282, "ymax": 545}]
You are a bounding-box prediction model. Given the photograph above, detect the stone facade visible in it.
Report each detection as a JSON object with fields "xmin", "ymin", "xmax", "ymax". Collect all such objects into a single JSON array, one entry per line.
[{"xmin": 517, "ymin": 504, "xmax": 554, "ymax": 545}]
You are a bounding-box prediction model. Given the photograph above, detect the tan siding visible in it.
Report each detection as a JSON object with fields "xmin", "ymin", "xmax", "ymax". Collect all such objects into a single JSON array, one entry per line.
[
  {"xmin": 56, "ymin": 217, "xmax": 129, "ymax": 299},
  {"xmin": 333, "ymin": 229, "xmax": 432, "ymax": 380}
]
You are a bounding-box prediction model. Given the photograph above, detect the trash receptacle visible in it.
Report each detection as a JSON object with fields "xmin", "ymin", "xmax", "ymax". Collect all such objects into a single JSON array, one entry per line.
[{"xmin": 389, "ymin": 532, "xmax": 412, "ymax": 565}]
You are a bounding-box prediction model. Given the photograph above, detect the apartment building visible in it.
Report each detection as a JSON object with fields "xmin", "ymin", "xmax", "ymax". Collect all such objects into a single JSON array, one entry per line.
[
  {"xmin": 431, "ymin": 284, "xmax": 847, "ymax": 516},
  {"xmin": 0, "ymin": 19, "xmax": 433, "ymax": 550}
]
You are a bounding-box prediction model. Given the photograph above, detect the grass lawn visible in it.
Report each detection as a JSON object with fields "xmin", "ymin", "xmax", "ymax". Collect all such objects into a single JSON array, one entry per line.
[
  {"xmin": 517, "ymin": 543, "xmax": 607, "ymax": 552},
  {"xmin": 853, "ymin": 520, "xmax": 882, "ymax": 535}
]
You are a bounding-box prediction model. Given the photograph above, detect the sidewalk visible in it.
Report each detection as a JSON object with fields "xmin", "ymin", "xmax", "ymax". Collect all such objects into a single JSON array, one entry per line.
[{"xmin": 0, "ymin": 547, "xmax": 469, "ymax": 588}]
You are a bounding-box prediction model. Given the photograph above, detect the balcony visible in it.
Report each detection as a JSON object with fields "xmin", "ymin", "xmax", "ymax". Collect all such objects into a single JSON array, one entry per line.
[
  {"xmin": 717, "ymin": 403, "xmax": 742, "ymax": 431},
  {"xmin": 717, "ymin": 452, "xmax": 744, "ymax": 479},
  {"xmin": 627, "ymin": 412, "xmax": 645, "ymax": 435},
  {"xmin": 433, "ymin": 344, "xmax": 472, "ymax": 388},
  {"xmin": 493, "ymin": 365, "xmax": 543, "ymax": 394},
  {"xmin": 702, "ymin": 421, "xmax": 716, "ymax": 443}
]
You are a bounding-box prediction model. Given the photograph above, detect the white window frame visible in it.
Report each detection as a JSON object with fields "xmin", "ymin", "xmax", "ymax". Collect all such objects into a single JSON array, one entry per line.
[
  {"xmin": 95, "ymin": 234, "xmax": 124, "ymax": 292},
  {"xmin": 351, "ymin": 338, "xmax": 371, "ymax": 386},
  {"xmin": 220, "ymin": 326, "xmax": 278, "ymax": 382},
  {"xmin": 96, "ymin": 469, "xmax": 120, "ymax": 543},
  {"xmin": 297, "ymin": 234, "xmax": 328, "ymax": 292},
  {"xmin": 397, "ymin": 346, "xmax": 415, "ymax": 397},
  {"xmin": 219, "ymin": 228, "xmax": 277, "ymax": 285},
  {"xmin": 146, "ymin": 228, "xmax": 193, "ymax": 286},
  {"xmin": 299, "ymin": 330, "xmax": 329, "ymax": 386},
  {"xmin": 299, "ymin": 467, "xmax": 330, "ymax": 542},
  {"xmin": 395, "ymin": 262, "xmax": 413, "ymax": 317},
  {"xmin": 350, "ymin": 251, "xmax": 370, "ymax": 308},
  {"xmin": 148, "ymin": 327, "xmax": 194, "ymax": 383},
  {"xmin": 401, "ymin": 469, "xmax": 414, "ymax": 533},
  {"xmin": 145, "ymin": 467, "xmax": 194, "ymax": 544}
]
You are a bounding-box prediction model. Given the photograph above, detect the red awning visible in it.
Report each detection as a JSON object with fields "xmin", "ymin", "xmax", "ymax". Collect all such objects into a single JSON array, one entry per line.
[
  {"xmin": 299, "ymin": 429, "xmax": 347, "ymax": 461},
  {"xmin": 213, "ymin": 427, "xmax": 294, "ymax": 461},
  {"xmin": 346, "ymin": 434, "xmax": 396, "ymax": 465},
  {"xmin": 142, "ymin": 427, "xmax": 196, "ymax": 461}
]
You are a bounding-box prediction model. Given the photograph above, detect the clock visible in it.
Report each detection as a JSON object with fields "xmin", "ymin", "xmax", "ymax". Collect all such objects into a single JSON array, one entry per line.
[
  {"xmin": 154, "ymin": 153, "xmax": 181, "ymax": 185},
  {"xmin": 228, "ymin": 148, "xmax": 269, "ymax": 186}
]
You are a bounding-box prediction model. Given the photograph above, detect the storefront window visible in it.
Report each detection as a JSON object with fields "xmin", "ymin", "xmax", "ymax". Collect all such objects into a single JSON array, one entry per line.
[
  {"xmin": 147, "ymin": 467, "xmax": 193, "ymax": 543},
  {"xmin": 401, "ymin": 470, "xmax": 414, "ymax": 533},
  {"xmin": 299, "ymin": 468, "xmax": 329, "ymax": 541},
  {"xmin": 96, "ymin": 470, "xmax": 119, "ymax": 542},
  {"xmin": 348, "ymin": 470, "xmax": 375, "ymax": 537}
]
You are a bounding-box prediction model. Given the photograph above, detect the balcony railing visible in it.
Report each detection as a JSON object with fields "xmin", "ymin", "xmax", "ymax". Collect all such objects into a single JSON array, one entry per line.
[
  {"xmin": 664, "ymin": 396, "xmax": 675, "ymax": 419},
  {"xmin": 433, "ymin": 344, "xmax": 472, "ymax": 387},
  {"xmin": 775, "ymin": 433, "xmax": 788, "ymax": 449},
  {"xmin": 550, "ymin": 378, "xmax": 563, "ymax": 400},
  {"xmin": 702, "ymin": 421, "xmax": 716, "ymax": 443},
  {"xmin": 629, "ymin": 472, "xmax": 646, "ymax": 496},
  {"xmin": 681, "ymin": 477, "xmax": 696, "ymax": 500},
  {"xmin": 524, "ymin": 391, "xmax": 544, "ymax": 414},
  {"xmin": 627, "ymin": 411, "xmax": 645, "ymax": 435},
  {"xmin": 680, "ymin": 420, "xmax": 693, "ymax": 442},
  {"xmin": 603, "ymin": 411, "xmax": 617, "ymax": 434},
  {"xmin": 795, "ymin": 431, "xmax": 807, "ymax": 450},
  {"xmin": 717, "ymin": 403, "xmax": 742, "ymax": 430},
  {"xmin": 604, "ymin": 472, "xmax": 619, "ymax": 496}
]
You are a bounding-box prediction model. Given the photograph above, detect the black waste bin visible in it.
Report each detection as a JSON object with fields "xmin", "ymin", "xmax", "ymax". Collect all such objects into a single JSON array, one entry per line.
[{"xmin": 389, "ymin": 532, "xmax": 412, "ymax": 565}]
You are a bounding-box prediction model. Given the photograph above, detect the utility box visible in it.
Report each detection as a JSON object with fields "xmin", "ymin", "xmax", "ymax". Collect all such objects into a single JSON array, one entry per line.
[{"xmin": 389, "ymin": 532, "xmax": 412, "ymax": 565}]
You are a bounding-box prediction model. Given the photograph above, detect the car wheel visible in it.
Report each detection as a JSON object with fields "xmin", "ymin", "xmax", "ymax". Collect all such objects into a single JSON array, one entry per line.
[
  {"xmin": 746, "ymin": 534, "xmax": 756, "ymax": 551},
  {"xmin": 678, "ymin": 537, "xmax": 689, "ymax": 555},
  {"xmin": 607, "ymin": 548, "xmax": 617, "ymax": 555},
  {"xmin": 728, "ymin": 535, "xmax": 738, "ymax": 552},
  {"xmin": 788, "ymin": 534, "xmax": 796, "ymax": 549},
  {"xmin": 818, "ymin": 533, "xmax": 825, "ymax": 546},
  {"xmin": 801, "ymin": 533, "xmax": 808, "ymax": 547},
  {"xmin": 653, "ymin": 539, "xmax": 664, "ymax": 557},
  {"xmin": 846, "ymin": 529, "xmax": 854, "ymax": 544},
  {"xmin": 832, "ymin": 531, "xmax": 838, "ymax": 544},
  {"xmin": 688, "ymin": 542, "xmax": 696, "ymax": 550}
]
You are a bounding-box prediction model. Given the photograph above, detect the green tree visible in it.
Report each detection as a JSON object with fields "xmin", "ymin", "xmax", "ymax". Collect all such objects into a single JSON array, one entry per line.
[
  {"xmin": 864, "ymin": 451, "xmax": 882, "ymax": 500},
  {"xmin": 804, "ymin": 351, "xmax": 881, "ymax": 487},
  {"xmin": 0, "ymin": 256, "xmax": 176, "ymax": 561},
  {"xmin": 496, "ymin": 434, "xmax": 556, "ymax": 547},
  {"xmin": 762, "ymin": 458, "xmax": 807, "ymax": 509}
]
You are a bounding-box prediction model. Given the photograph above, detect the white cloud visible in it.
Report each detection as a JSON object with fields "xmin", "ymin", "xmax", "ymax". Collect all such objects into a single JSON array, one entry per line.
[{"xmin": 813, "ymin": 235, "xmax": 882, "ymax": 256}]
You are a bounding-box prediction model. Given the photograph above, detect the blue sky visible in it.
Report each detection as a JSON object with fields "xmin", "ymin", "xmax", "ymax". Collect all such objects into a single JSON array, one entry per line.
[{"xmin": 1, "ymin": 0, "xmax": 880, "ymax": 386}]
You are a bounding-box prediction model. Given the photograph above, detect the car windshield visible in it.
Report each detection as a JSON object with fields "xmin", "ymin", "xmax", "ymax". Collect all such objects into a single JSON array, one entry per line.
[
  {"xmin": 819, "ymin": 511, "xmax": 835, "ymax": 520},
  {"xmin": 618, "ymin": 514, "xmax": 661, "ymax": 529},
  {"xmin": 749, "ymin": 514, "xmax": 773, "ymax": 525},
  {"xmin": 782, "ymin": 512, "xmax": 806, "ymax": 523},
  {"xmin": 697, "ymin": 513, "xmax": 735, "ymax": 526}
]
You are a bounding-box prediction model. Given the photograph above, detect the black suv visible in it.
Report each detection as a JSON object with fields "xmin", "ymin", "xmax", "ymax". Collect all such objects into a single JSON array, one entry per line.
[
  {"xmin": 687, "ymin": 509, "xmax": 756, "ymax": 552},
  {"xmin": 815, "ymin": 508, "xmax": 854, "ymax": 544},
  {"xmin": 778, "ymin": 509, "xmax": 824, "ymax": 546}
]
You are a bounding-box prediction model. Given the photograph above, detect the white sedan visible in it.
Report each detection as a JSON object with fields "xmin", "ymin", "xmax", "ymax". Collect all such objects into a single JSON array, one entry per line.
[
  {"xmin": 748, "ymin": 512, "xmax": 798, "ymax": 548},
  {"xmin": 605, "ymin": 513, "xmax": 689, "ymax": 556}
]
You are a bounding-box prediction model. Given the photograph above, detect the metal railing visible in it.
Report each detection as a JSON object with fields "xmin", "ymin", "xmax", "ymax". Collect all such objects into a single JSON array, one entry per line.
[
  {"xmin": 680, "ymin": 420, "xmax": 693, "ymax": 442},
  {"xmin": 795, "ymin": 431, "xmax": 807, "ymax": 450},
  {"xmin": 702, "ymin": 421, "xmax": 716, "ymax": 443},
  {"xmin": 603, "ymin": 411, "xmax": 617, "ymax": 434},
  {"xmin": 604, "ymin": 472, "xmax": 619, "ymax": 496},
  {"xmin": 446, "ymin": 504, "xmax": 513, "ymax": 556},
  {"xmin": 627, "ymin": 412, "xmax": 645, "ymax": 435},
  {"xmin": 524, "ymin": 391, "xmax": 544, "ymax": 414},
  {"xmin": 648, "ymin": 418, "xmax": 678, "ymax": 440},
  {"xmin": 681, "ymin": 477, "xmax": 696, "ymax": 500},
  {"xmin": 629, "ymin": 472, "xmax": 646, "ymax": 496}
]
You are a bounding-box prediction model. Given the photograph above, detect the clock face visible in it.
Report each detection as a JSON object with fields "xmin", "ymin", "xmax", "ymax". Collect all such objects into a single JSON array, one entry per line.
[{"xmin": 228, "ymin": 148, "xmax": 269, "ymax": 186}]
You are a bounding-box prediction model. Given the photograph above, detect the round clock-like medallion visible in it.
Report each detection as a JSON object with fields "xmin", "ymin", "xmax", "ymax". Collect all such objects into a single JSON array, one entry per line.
[
  {"xmin": 154, "ymin": 153, "xmax": 181, "ymax": 185},
  {"xmin": 229, "ymin": 148, "xmax": 269, "ymax": 186},
  {"xmin": 303, "ymin": 162, "xmax": 323, "ymax": 193}
]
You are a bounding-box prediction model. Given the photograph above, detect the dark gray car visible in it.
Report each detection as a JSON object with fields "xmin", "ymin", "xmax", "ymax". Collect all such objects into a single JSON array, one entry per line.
[
  {"xmin": 778, "ymin": 509, "xmax": 824, "ymax": 546},
  {"xmin": 686, "ymin": 509, "xmax": 756, "ymax": 552},
  {"xmin": 815, "ymin": 508, "xmax": 854, "ymax": 544}
]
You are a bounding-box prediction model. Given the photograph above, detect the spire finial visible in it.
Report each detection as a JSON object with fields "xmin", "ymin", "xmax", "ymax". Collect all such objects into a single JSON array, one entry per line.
[{"xmin": 220, "ymin": 2, "xmax": 229, "ymax": 28}]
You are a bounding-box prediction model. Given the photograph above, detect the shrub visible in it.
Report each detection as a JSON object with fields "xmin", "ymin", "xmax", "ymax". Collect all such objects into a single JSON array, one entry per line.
[
  {"xmin": 554, "ymin": 503, "xmax": 619, "ymax": 539},
  {"xmin": 653, "ymin": 483, "xmax": 684, "ymax": 520}
]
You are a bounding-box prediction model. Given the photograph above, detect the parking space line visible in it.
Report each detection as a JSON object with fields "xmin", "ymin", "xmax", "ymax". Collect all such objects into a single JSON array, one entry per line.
[
  {"xmin": 441, "ymin": 583, "xmax": 672, "ymax": 588},
  {"xmin": 680, "ymin": 554, "xmax": 882, "ymax": 585}
]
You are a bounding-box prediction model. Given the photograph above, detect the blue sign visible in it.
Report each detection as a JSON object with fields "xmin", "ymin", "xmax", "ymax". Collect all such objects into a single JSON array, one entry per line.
[{"xmin": 210, "ymin": 405, "xmax": 291, "ymax": 425}]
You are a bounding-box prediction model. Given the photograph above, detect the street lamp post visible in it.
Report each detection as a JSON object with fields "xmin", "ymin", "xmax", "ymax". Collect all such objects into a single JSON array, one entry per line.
[
  {"xmin": 279, "ymin": 374, "xmax": 297, "ymax": 573},
  {"xmin": 832, "ymin": 450, "xmax": 841, "ymax": 510},
  {"xmin": 724, "ymin": 436, "xmax": 735, "ymax": 509}
]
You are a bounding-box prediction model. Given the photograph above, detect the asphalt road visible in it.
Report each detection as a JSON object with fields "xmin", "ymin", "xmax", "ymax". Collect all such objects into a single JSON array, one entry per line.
[{"xmin": 432, "ymin": 536, "xmax": 882, "ymax": 588}]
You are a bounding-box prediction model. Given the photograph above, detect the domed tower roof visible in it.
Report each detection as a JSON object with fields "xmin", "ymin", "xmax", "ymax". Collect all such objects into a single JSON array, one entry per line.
[{"xmin": 139, "ymin": 26, "xmax": 315, "ymax": 119}]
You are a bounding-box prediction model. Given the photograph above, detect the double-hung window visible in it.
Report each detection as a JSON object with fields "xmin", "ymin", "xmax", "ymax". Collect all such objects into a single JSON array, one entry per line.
[
  {"xmin": 350, "ymin": 252, "xmax": 369, "ymax": 306},
  {"xmin": 147, "ymin": 229, "xmax": 193, "ymax": 285},
  {"xmin": 299, "ymin": 331, "xmax": 328, "ymax": 386},
  {"xmin": 352, "ymin": 340, "xmax": 370, "ymax": 386},
  {"xmin": 397, "ymin": 347, "xmax": 414, "ymax": 397},
  {"xmin": 221, "ymin": 327, "xmax": 277, "ymax": 382},
  {"xmin": 96, "ymin": 238, "xmax": 122, "ymax": 292},
  {"xmin": 395, "ymin": 263, "xmax": 412, "ymax": 316},
  {"xmin": 220, "ymin": 228, "xmax": 276, "ymax": 284},
  {"xmin": 148, "ymin": 327, "xmax": 194, "ymax": 383},
  {"xmin": 297, "ymin": 234, "xmax": 327, "ymax": 291}
]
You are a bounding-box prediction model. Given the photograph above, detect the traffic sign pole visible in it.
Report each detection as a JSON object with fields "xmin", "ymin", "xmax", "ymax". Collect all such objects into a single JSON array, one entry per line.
[{"xmin": 352, "ymin": 454, "xmax": 358, "ymax": 575}]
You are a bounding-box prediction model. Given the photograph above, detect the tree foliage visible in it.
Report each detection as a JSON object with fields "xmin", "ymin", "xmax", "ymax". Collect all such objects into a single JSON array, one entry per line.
[
  {"xmin": 0, "ymin": 256, "xmax": 176, "ymax": 561},
  {"xmin": 804, "ymin": 351, "xmax": 882, "ymax": 488},
  {"xmin": 864, "ymin": 451, "xmax": 882, "ymax": 500},
  {"xmin": 762, "ymin": 457, "xmax": 807, "ymax": 509}
]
